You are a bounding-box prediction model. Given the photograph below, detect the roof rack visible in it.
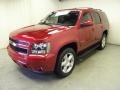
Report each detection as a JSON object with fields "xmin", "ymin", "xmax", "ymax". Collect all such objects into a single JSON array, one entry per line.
[
  {"xmin": 72, "ymin": 7, "xmax": 93, "ymax": 10},
  {"xmin": 74, "ymin": 8, "xmax": 102, "ymax": 11},
  {"xmin": 95, "ymin": 9, "xmax": 102, "ymax": 11}
]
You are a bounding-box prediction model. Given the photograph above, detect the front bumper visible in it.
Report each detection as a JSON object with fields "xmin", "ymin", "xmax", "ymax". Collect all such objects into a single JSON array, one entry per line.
[{"xmin": 7, "ymin": 46, "xmax": 56, "ymax": 72}]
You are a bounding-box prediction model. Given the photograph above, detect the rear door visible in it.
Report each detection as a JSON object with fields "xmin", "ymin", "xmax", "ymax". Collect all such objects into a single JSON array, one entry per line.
[{"xmin": 92, "ymin": 12, "xmax": 103, "ymax": 42}]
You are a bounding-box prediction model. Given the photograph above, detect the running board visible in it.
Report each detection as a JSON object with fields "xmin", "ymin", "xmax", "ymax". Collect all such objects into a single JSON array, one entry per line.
[{"xmin": 78, "ymin": 44, "xmax": 99, "ymax": 61}]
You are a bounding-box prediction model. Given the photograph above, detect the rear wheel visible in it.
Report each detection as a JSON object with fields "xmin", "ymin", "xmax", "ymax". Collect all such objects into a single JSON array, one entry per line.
[
  {"xmin": 98, "ymin": 34, "xmax": 107, "ymax": 50},
  {"xmin": 54, "ymin": 48, "xmax": 76, "ymax": 78}
]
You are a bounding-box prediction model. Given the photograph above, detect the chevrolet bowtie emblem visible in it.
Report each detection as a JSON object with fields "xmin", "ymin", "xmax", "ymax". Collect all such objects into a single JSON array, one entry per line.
[{"xmin": 10, "ymin": 40, "xmax": 17, "ymax": 47}]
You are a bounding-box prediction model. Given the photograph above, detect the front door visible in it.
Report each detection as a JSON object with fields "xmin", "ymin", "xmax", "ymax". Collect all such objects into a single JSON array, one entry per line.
[{"xmin": 78, "ymin": 12, "xmax": 95, "ymax": 50}]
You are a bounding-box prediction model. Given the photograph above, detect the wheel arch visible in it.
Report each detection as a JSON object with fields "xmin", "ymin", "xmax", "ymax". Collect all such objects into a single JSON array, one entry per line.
[
  {"xmin": 103, "ymin": 30, "xmax": 108, "ymax": 36},
  {"xmin": 57, "ymin": 42, "xmax": 78, "ymax": 56}
]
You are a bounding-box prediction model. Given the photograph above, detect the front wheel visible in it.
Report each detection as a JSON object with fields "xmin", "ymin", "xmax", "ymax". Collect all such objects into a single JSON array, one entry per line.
[
  {"xmin": 98, "ymin": 34, "xmax": 107, "ymax": 50},
  {"xmin": 54, "ymin": 48, "xmax": 76, "ymax": 78}
]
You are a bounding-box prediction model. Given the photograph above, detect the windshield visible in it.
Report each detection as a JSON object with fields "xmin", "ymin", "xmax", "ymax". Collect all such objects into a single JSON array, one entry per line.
[{"xmin": 39, "ymin": 11, "xmax": 79, "ymax": 26}]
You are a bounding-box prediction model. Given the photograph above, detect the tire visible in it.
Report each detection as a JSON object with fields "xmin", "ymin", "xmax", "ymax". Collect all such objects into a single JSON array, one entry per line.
[
  {"xmin": 98, "ymin": 34, "xmax": 107, "ymax": 50},
  {"xmin": 54, "ymin": 48, "xmax": 76, "ymax": 78}
]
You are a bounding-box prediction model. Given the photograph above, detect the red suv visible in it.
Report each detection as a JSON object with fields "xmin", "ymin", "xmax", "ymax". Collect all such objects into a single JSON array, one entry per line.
[{"xmin": 7, "ymin": 8, "xmax": 109, "ymax": 77}]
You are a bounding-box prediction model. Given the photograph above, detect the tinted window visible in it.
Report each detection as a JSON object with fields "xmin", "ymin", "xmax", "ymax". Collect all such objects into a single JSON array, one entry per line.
[
  {"xmin": 92, "ymin": 13, "xmax": 101, "ymax": 24},
  {"xmin": 39, "ymin": 11, "xmax": 79, "ymax": 26},
  {"xmin": 81, "ymin": 12, "xmax": 92, "ymax": 23}
]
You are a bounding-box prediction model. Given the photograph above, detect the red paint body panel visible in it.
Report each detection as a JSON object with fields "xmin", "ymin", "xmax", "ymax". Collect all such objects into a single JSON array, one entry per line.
[
  {"xmin": 7, "ymin": 46, "xmax": 56, "ymax": 72},
  {"xmin": 7, "ymin": 8, "xmax": 109, "ymax": 72}
]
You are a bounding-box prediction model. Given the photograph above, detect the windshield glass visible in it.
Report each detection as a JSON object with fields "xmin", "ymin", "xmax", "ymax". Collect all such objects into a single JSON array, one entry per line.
[{"xmin": 39, "ymin": 10, "xmax": 79, "ymax": 26}]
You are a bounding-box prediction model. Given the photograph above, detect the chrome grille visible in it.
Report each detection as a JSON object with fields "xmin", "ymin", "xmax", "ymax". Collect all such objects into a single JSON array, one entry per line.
[
  {"xmin": 9, "ymin": 38, "xmax": 29, "ymax": 46},
  {"xmin": 9, "ymin": 38, "xmax": 29, "ymax": 54}
]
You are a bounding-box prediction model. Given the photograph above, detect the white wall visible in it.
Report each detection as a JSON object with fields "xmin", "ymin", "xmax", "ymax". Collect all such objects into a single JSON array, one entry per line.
[
  {"xmin": 0, "ymin": 0, "xmax": 32, "ymax": 49},
  {"xmin": 31, "ymin": 0, "xmax": 58, "ymax": 24},
  {"xmin": 57, "ymin": 0, "xmax": 120, "ymax": 45}
]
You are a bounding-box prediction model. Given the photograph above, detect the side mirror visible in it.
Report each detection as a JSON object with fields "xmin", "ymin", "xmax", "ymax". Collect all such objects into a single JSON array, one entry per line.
[{"xmin": 81, "ymin": 20, "xmax": 93, "ymax": 27}]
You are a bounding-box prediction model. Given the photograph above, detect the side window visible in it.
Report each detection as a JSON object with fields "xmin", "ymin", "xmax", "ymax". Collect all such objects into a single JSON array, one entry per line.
[
  {"xmin": 81, "ymin": 12, "xmax": 92, "ymax": 23},
  {"xmin": 92, "ymin": 12, "xmax": 101, "ymax": 24}
]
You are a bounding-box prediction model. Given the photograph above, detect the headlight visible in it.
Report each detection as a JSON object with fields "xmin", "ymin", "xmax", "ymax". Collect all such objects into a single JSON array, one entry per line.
[{"xmin": 31, "ymin": 43, "xmax": 50, "ymax": 54}]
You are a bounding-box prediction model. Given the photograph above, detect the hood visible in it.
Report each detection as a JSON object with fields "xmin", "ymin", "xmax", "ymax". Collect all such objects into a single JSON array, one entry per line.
[{"xmin": 10, "ymin": 24, "xmax": 72, "ymax": 41}]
